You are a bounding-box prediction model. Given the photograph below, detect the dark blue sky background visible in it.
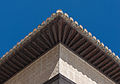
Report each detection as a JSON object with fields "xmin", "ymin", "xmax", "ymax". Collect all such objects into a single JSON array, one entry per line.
[{"xmin": 0, "ymin": 0, "xmax": 120, "ymax": 57}]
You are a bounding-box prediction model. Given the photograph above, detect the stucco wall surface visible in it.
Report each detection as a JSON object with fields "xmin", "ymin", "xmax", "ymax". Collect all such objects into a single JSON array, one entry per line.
[
  {"xmin": 5, "ymin": 45, "xmax": 59, "ymax": 84},
  {"xmin": 59, "ymin": 44, "xmax": 115, "ymax": 84},
  {"xmin": 5, "ymin": 44, "xmax": 115, "ymax": 84}
]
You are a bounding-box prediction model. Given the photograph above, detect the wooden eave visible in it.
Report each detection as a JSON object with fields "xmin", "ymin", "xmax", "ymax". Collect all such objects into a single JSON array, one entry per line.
[{"xmin": 0, "ymin": 11, "xmax": 120, "ymax": 84}]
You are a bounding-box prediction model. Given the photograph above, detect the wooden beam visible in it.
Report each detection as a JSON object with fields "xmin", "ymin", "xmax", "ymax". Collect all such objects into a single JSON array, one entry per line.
[
  {"xmin": 23, "ymin": 47, "xmax": 36, "ymax": 59},
  {"xmin": 84, "ymin": 48, "xmax": 100, "ymax": 59},
  {"xmin": 68, "ymin": 33, "xmax": 82, "ymax": 47},
  {"xmin": 17, "ymin": 51, "xmax": 32, "ymax": 62},
  {"xmin": 108, "ymin": 67, "xmax": 120, "ymax": 76},
  {"xmin": 100, "ymin": 61, "xmax": 113, "ymax": 71},
  {"xmin": 104, "ymin": 64, "xmax": 118, "ymax": 74},
  {"xmin": 88, "ymin": 51, "xmax": 103, "ymax": 63},
  {"xmin": 71, "ymin": 37, "xmax": 86, "ymax": 51},
  {"xmin": 62, "ymin": 24, "xmax": 71, "ymax": 43},
  {"xmin": 76, "ymin": 41, "xmax": 91, "ymax": 54},
  {"xmin": 80, "ymin": 45, "xmax": 96, "ymax": 57},
  {"xmin": 96, "ymin": 58, "xmax": 110, "ymax": 69},
  {"xmin": 65, "ymin": 29, "xmax": 77, "ymax": 45}
]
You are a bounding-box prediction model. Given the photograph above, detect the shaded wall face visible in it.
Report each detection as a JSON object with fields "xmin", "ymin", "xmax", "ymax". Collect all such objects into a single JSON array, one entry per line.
[
  {"xmin": 4, "ymin": 45, "xmax": 59, "ymax": 84},
  {"xmin": 5, "ymin": 44, "xmax": 115, "ymax": 84}
]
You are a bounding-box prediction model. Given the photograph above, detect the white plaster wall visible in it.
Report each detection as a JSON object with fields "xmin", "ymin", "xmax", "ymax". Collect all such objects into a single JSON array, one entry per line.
[
  {"xmin": 4, "ymin": 44, "xmax": 115, "ymax": 84},
  {"xmin": 59, "ymin": 44, "xmax": 115, "ymax": 84}
]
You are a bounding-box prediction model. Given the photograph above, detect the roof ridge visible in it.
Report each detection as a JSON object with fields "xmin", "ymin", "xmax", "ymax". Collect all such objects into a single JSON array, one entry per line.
[{"xmin": 0, "ymin": 9, "xmax": 119, "ymax": 65}]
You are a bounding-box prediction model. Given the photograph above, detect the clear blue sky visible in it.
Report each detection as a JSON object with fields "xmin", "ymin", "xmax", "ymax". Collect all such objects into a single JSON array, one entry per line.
[{"xmin": 0, "ymin": 0, "xmax": 120, "ymax": 57}]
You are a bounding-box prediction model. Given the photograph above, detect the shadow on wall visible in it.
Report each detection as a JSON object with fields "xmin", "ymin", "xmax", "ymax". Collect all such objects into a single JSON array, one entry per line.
[{"xmin": 4, "ymin": 45, "xmax": 59, "ymax": 84}]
